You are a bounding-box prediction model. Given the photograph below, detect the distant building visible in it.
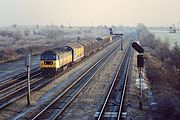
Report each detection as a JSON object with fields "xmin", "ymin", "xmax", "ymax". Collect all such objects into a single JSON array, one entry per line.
[{"xmin": 169, "ymin": 25, "xmax": 176, "ymax": 33}]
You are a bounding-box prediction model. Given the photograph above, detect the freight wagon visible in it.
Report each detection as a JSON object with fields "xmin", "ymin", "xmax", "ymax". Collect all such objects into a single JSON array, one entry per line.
[{"xmin": 40, "ymin": 36, "xmax": 114, "ymax": 77}]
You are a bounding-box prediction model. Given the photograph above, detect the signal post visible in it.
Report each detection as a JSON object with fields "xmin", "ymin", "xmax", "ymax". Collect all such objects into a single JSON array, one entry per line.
[{"xmin": 132, "ymin": 42, "xmax": 144, "ymax": 109}]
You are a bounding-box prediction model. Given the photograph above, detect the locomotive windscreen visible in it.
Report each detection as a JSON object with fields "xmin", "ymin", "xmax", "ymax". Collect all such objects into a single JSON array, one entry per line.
[{"xmin": 41, "ymin": 54, "xmax": 57, "ymax": 60}]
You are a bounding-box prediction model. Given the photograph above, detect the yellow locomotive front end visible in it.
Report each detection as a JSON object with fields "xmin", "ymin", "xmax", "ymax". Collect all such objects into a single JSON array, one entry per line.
[
  {"xmin": 40, "ymin": 60, "xmax": 59, "ymax": 70},
  {"xmin": 40, "ymin": 51, "xmax": 59, "ymax": 77},
  {"xmin": 40, "ymin": 48, "xmax": 73, "ymax": 77}
]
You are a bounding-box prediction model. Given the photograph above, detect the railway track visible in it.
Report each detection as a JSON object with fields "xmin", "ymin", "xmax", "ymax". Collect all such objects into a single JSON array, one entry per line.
[
  {"xmin": 0, "ymin": 67, "xmax": 42, "ymax": 108},
  {"xmin": 0, "ymin": 67, "xmax": 40, "ymax": 93},
  {"xmin": 0, "ymin": 67, "xmax": 40, "ymax": 84},
  {"xmin": 0, "ymin": 69, "xmax": 41, "ymax": 94},
  {"xmin": 0, "ymin": 74, "xmax": 44, "ymax": 109},
  {"xmin": 0, "ymin": 40, "xmax": 120, "ymax": 111},
  {"xmin": 0, "ymin": 66, "xmax": 70, "ymax": 109},
  {"xmin": 0, "ymin": 65, "xmax": 77, "ymax": 109},
  {"xmin": 94, "ymin": 44, "xmax": 132, "ymax": 120},
  {"xmin": 30, "ymin": 42, "xmax": 122, "ymax": 120}
]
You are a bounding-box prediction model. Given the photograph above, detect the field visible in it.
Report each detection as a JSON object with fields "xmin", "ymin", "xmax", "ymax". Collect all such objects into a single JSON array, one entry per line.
[{"xmin": 150, "ymin": 30, "xmax": 180, "ymax": 47}]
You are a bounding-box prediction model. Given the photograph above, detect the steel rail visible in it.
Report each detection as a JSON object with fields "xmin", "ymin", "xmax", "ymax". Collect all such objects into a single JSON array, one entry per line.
[
  {"xmin": 0, "ymin": 41, "xmax": 120, "ymax": 110},
  {"xmin": 96, "ymin": 44, "xmax": 129, "ymax": 120},
  {"xmin": 0, "ymin": 73, "xmax": 42, "ymax": 100},
  {"xmin": 117, "ymin": 45, "xmax": 133, "ymax": 120},
  {"xmin": 0, "ymin": 76, "xmax": 43, "ymax": 109},
  {"xmin": 31, "ymin": 43, "xmax": 121, "ymax": 120},
  {"xmin": 95, "ymin": 44, "xmax": 132, "ymax": 120},
  {"xmin": 0, "ymin": 67, "xmax": 40, "ymax": 90},
  {"xmin": 0, "ymin": 72, "xmax": 41, "ymax": 96}
]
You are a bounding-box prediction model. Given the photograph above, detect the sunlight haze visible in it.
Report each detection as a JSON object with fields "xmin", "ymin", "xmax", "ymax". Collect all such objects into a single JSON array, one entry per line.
[{"xmin": 0, "ymin": 0, "xmax": 180, "ymax": 26}]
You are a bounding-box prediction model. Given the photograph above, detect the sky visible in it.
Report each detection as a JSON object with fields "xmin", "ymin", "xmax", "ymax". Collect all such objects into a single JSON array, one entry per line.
[{"xmin": 0, "ymin": 0, "xmax": 180, "ymax": 27}]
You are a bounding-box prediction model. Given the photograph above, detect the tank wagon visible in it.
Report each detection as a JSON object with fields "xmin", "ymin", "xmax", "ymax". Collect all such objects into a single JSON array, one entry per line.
[{"xmin": 40, "ymin": 36, "xmax": 114, "ymax": 77}]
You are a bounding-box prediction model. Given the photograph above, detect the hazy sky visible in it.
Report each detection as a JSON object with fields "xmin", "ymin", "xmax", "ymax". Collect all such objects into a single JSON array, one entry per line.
[{"xmin": 0, "ymin": 0, "xmax": 180, "ymax": 27}]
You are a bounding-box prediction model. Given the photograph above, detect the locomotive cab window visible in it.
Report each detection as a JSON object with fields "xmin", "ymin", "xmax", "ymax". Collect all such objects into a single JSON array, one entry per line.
[{"xmin": 40, "ymin": 54, "xmax": 57, "ymax": 60}]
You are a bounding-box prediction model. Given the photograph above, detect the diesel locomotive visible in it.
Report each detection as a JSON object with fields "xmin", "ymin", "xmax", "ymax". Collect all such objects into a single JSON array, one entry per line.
[{"xmin": 40, "ymin": 35, "xmax": 113, "ymax": 77}]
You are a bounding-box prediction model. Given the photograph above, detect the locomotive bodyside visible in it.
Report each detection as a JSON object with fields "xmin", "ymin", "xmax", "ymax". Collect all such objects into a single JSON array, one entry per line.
[{"xmin": 40, "ymin": 48, "xmax": 72, "ymax": 76}]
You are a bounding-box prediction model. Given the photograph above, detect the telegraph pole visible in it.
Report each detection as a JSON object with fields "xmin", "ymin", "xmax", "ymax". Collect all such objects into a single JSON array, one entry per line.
[
  {"xmin": 25, "ymin": 53, "xmax": 31, "ymax": 106},
  {"xmin": 120, "ymin": 34, "xmax": 123, "ymax": 50}
]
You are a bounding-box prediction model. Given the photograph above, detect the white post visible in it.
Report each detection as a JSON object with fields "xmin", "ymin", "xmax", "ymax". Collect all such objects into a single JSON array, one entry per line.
[
  {"xmin": 26, "ymin": 54, "xmax": 31, "ymax": 106},
  {"xmin": 27, "ymin": 65, "xmax": 31, "ymax": 106}
]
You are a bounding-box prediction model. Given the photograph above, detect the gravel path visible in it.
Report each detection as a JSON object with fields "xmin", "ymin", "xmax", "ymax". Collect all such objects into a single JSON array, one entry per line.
[{"xmin": 0, "ymin": 40, "xmax": 120, "ymax": 120}]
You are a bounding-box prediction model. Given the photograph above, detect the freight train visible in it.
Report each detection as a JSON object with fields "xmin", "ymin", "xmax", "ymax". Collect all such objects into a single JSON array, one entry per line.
[{"xmin": 40, "ymin": 36, "xmax": 114, "ymax": 77}]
